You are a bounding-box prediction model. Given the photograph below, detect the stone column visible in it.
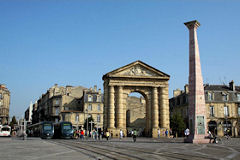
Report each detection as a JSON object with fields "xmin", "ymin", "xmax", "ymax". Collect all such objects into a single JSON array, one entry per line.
[
  {"xmin": 103, "ymin": 82, "xmax": 108, "ymax": 129},
  {"xmin": 116, "ymin": 86, "xmax": 124, "ymax": 129},
  {"xmin": 152, "ymin": 87, "xmax": 159, "ymax": 128},
  {"xmin": 184, "ymin": 20, "xmax": 208, "ymax": 143},
  {"xmin": 160, "ymin": 87, "xmax": 169, "ymax": 129},
  {"xmin": 108, "ymin": 86, "xmax": 115, "ymax": 129},
  {"xmin": 152, "ymin": 87, "xmax": 159, "ymax": 138}
]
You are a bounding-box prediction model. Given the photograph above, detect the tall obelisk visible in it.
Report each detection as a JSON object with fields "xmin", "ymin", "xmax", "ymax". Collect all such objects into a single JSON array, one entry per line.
[{"xmin": 184, "ymin": 20, "xmax": 208, "ymax": 143}]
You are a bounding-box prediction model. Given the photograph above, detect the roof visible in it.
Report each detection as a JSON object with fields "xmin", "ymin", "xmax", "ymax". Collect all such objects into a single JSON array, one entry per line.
[{"xmin": 204, "ymin": 85, "xmax": 240, "ymax": 92}]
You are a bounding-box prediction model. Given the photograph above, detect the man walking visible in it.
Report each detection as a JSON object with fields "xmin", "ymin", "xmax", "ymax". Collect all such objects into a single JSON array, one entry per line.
[
  {"xmin": 132, "ymin": 129, "xmax": 137, "ymax": 142},
  {"xmin": 158, "ymin": 128, "xmax": 161, "ymax": 139},
  {"xmin": 120, "ymin": 129, "xmax": 123, "ymax": 139}
]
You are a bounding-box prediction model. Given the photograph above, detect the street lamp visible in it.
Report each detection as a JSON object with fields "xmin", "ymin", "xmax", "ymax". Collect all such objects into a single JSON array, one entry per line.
[{"xmin": 86, "ymin": 109, "xmax": 88, "ymax": 137}]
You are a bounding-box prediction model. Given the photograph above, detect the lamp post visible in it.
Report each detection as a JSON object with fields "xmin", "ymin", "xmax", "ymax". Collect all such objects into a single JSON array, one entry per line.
[
  {"xmin": 86, "ymin": 109, "xmax": 88, "ymax": 137},
  {"xmin": 76, "ymin": 114, "xmax": 79, "ymax": 130},
  {"xmin": 89, "ymin": 120, "xmax": 94, "ymax": 138}
]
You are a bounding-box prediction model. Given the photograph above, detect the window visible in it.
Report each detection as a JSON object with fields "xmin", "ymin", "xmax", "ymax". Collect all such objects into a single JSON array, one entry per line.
[
  {"xmin": 209, "ymin": 106, "xmax": 214, "ymax": 117},
  {"xmin": 208, "ymin": 92, "xmax": 214, "ymax": 101},
  {"xmin": 97, "ymin": 115, "xmax": 101, "ymax": 122},
  {"xmin": 0, "ymin": 94, "xmax": 2, "ymax": 99},
  {"xmin": 0, "ymin": 101, "xmax": 2, "ymax": 107},
  {"xmin": 224, "ymin": 106, "xmax": 229, "ymax": 117},
  {"xmin": 88, "ymin": 104, "xmax": 92, "ymax": 111},
  {"xmin": 88, "ymin": 95, "xmax": 93, "ymax": 102},
  {"xmin": 55, "ymin": 108, "xmax": 59, "ymax": 115},
  {"xmin": 222, "ymin": 94, "xmax": 228, "ymax": 101},
  {"xmin": 97, "ymin": 104, "xmax": 101, "ymax": 111},
  {"xmin": 238, "ymin": 105, "xmax": 240, "ymax": 116},
  {"xmin": 75, "ymin": 114, "xmax": 79, "ymax": 122},
  {"xmin": 62, "ymin": 114, "xmax": 65, "ymax": 121},
  {"xmin": 55, "ymin": 99, "xmax": 60, "ymax": 105},
  {"xmin": 96, "ymin": 95, "xmax": 101, "ymax": 102},
  {"xmin": 237, "ymin": 94, "xmax": 240, "ymax": 101}
]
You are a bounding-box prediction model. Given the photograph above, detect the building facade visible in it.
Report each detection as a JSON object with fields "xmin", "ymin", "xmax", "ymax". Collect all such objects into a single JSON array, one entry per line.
[
  {"xmin": 82, "ymin": 85, "xmax": 104, "ymax": 129},
  {"xmin": 30, "ymin": 84, "xmax": 104, "ymax": 130},
  {"xmin": 170, "ymin": 81, "xmax": 240, "ymax": 137},
  {"xmin": 24, "ymin": 102, "xmax": 33, "ymax": 124},
  {"xmin": 0, "ymin": 84, "xmax": 10, "ymax": 125}
]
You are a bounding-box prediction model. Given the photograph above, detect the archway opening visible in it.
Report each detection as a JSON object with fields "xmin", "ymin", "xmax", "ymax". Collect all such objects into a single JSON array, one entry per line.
[
  {"xmin": 208, "ymin": 121, "xmax": 217, "ymax": 135},
  {"xmin": 126, "ymin": 92, "xmax": 146, "ymax": 137},
  {"xmin": 223, "ymin": 120, "xmax": 232, "ymax": 136}
]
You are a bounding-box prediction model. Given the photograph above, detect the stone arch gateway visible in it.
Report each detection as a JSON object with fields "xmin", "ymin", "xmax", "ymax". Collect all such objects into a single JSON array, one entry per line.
[{"xmin": 102, "ymin": 60, "xmax": 170, "ymax": 138}]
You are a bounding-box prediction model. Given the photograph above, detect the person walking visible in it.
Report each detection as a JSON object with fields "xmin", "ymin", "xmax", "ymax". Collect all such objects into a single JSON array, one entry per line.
[
  {"xmin": 80, "ymin": 130, "xmax": 84, "ymax": 140},
  {"xmin": 185, "ymin": 128, "xmax": 190, "ymax": 138},
  {"xmin": 106, "ymin": 130, "xmax": 110, "ymax": 141},
  {"xmin": 132, "ymin": 129, "xmax": 137, "ymax": 142},
  {"xmin": 165, "ymin": 129, "xmax": 169, "ymax": 137},
  {"xmin": 157, "ymin": 128, "xmax": 161, "ymax": 139},
  {"xmin": 208, "ymin": 130, "xmax": 213, "ymax": 143},
  {"xmin": 119, "ymin": 129, "xmax": 123, "ymax": 139}
]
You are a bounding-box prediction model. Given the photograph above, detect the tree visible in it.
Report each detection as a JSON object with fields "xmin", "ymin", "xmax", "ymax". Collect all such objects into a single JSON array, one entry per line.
[
  {"xmin": 170, "ymin": 112, "xmax": 186, "ymax": 137},
  {"xmin": 9, "ymin": 116, "xmax": 17, "ymax": 129}
]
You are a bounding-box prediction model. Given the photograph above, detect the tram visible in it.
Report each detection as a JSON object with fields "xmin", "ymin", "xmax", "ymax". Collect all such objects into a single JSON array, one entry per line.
[
  {"xmin": 53, "ymin": 121, "xmax": 73, "ymax": 139},
  {"xmin": 28, "ymin": 121, "xmax": 54, "ymax": 139},
  {"xmin": 0, "ymin": 125, "xmax": 11, "ymax": 137}
]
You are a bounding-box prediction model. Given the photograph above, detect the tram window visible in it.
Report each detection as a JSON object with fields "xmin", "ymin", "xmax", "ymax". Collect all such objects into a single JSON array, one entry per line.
[
  {"xmin": 43, "ymin": 124, "xmax": 52, "ymax": 130},
  {"xmin": 63, "ymin": 124, "xmax": 71, "ymax": 130}
]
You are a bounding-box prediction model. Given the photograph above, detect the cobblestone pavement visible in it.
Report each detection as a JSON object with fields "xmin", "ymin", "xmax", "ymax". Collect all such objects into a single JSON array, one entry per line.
[
  {"xmin": 50, "ymin": 137, "xmax": 240, "ymax": 160},
  {"xmin": 1, "ymin": 137, "xmax": 240, "ymax": 160}
]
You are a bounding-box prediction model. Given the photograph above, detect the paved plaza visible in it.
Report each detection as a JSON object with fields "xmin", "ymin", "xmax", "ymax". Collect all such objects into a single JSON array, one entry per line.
[{"xmin": 0, "ymin": 137, "xmax": 240, "ymax": 160}]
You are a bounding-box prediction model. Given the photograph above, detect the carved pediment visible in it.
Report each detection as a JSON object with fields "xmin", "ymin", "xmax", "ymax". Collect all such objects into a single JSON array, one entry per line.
[
  {"xmin": 103, "ymin": 60, "xmax": 170, "ymax": 79},
  {"xmin": 117, "ymin": 64, "xmax": 158, "ymax": 77}
]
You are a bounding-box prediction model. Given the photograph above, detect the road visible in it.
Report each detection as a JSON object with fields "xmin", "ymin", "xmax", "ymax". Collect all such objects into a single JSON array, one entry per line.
[{"xmin": 0, "ymin": 137, "xmax": 239, "ymax": 160}]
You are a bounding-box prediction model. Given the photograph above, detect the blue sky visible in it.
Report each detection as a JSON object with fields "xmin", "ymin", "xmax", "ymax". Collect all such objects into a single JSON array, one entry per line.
[{"xmin": 0, "ymin": 0, "xmax": 239, "ymax": 118}]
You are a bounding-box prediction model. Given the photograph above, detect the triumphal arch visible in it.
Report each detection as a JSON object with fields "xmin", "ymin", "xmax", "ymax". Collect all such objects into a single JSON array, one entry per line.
[{"xmin": 102, "ymin": 60, "xmax": 170, "ymax": 138}]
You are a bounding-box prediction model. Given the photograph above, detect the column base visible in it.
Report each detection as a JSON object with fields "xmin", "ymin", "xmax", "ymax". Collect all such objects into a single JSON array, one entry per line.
[
  {"xmin": 184, "ymin": 134, "xmax": 209, "ymax": 144},
  {"xmin": 107, "ymin": 128, "xmax": 127, "ymax": 138}
]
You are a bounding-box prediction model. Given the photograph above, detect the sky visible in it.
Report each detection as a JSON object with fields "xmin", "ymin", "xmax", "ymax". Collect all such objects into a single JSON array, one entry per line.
[{"xmin": 0, "ymin": 0, "xmax": 239, "ymax": 118}]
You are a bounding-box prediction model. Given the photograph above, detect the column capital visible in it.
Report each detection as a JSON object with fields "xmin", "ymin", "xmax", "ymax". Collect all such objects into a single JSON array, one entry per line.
[{"xmin": 184, "ymin": 20, "xmax": 200, "ymax": 30}]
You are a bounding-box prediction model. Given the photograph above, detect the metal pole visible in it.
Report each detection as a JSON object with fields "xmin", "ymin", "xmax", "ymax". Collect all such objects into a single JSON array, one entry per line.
[
  {"xmin": 86, "ymin": 109, "xmax": 88, "ymax": 137},
  {"xmin": 90, "ymin": 121, "xmax": 93, "ymax": 139},
  {"xmin": 23, "ymin": 119, "xmax": 27, "ymax": 140}
]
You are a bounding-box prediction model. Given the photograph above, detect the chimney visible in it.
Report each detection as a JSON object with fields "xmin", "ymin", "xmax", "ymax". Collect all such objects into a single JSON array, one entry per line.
[
  {"xmin": 184, "ymin": 84, "xmax": 189, "ymax": 94},
  {"xmin": 94, "ymin": 85, "xmax": 97, "ymax": 92},
  {"xmin": 229, "ymin": 80, "xmax": 235, "ymax": 91},
  {"xmin": 0, "ymin": 84, "xmax": 6, "ymax": 88},
  {"xmin": 173, "ymin": 89, "xmax": 182, "ymax": 97},
  {"xmin": 98, "ymin": 88, "xmax": 101, "ymax": 94}
]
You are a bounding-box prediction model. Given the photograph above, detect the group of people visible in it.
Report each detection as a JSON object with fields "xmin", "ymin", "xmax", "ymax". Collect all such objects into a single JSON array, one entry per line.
[
  {"xmin": 73, "ymin": 129, "xmax": 85, "ymax": 140},
  {"xmin": 157, "ymin": 128, "xmax": 172, "ymax": 138}
]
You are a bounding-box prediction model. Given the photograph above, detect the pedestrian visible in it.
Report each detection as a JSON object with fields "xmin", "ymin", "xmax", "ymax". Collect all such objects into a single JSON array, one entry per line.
[
  {"xmin": 120, "ymin": 129, "xmax": 123, "ymax": 139},
  {"xmin": 185, "ymin": 128, "xmax": 190, "ymax": 138},
  {"xmin": 80, "ymin": 130, "xmax": 84, "ymax": 140},
  {"xmin": 106, "ymin": 130, "xmax": 110, "ymax": 141},
  {"xmin": 94, "ymin": 130, "xmax": 98, "ymax": 140},
  {"xmin": 208, "ymin": 130, "xmax": 213, "ymax": 143},
  {"xmin": 100, "ymin": 131, "xmax": 104, "ymax": 140},
  {"xmin": 132, "ymin": 129, "xmax": 137, "ymax": 142},
  {"xmin": 169, "ymin": 128, "xmax": 173, "ymax": 138},
  {"xmin": 165, "ymin": 129, "xmax": 168, "ymax": 137},
  {"xmin": 157, "ymin": 128, "xmax": 161, "ymax": 139}
]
